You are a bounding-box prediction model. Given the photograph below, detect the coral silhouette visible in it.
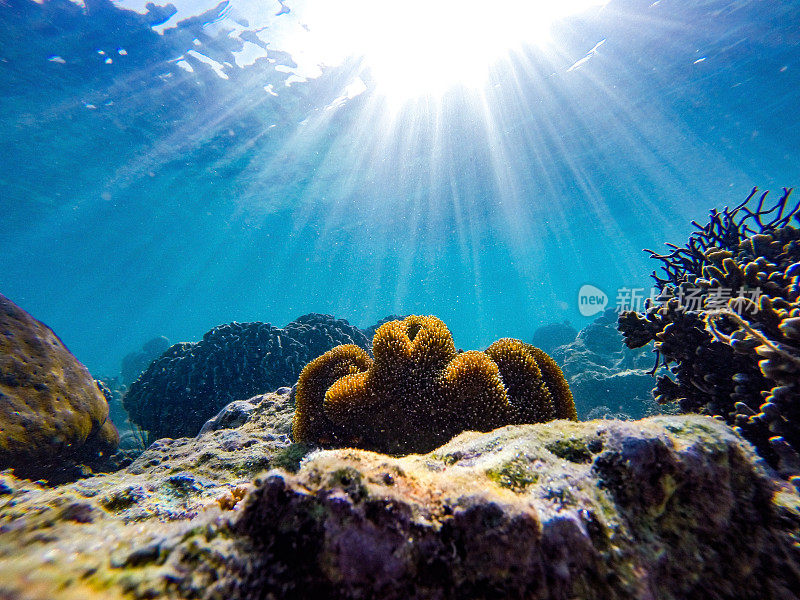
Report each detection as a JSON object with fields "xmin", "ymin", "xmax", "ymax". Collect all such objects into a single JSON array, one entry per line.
[
  {"xmin": 292, "ymin": 315, "xmax": 575, "ymax": 454},
  {"xmin": 619, "ymin": 187, "xmax": 800, "ymax": 480}
]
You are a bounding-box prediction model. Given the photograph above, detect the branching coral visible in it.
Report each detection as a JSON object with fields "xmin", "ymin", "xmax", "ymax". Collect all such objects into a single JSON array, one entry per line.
[
  {"xmin": 619, "ymin": 188, "xmax": 800, "ymax": 479},
  {"xmin": 292, "ymin": 315, "xmax": 575, "ymax": 454}
]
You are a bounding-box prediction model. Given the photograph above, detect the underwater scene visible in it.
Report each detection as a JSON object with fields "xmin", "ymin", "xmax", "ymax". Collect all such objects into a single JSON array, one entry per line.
[{"xmin": 1, "ymin": 0, "xmax": 800, "ymax": 597}]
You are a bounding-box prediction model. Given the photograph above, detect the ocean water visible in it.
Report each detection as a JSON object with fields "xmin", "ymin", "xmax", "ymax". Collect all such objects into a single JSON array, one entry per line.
[{"xmin": 1, "ymin": 0, "xmax": 798, "ymax": 378}]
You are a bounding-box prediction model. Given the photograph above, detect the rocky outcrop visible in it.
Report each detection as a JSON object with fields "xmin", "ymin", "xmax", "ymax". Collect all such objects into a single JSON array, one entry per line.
[
  {"xmin": 234, "ymin": 416, "xmax": 800, "ymax": 599},
  {"xmin": 552, "ymin": 309, "xmax": 662, "ymax": 419},
  {"xmin": 124, "ymin": 314, "xmax": 370, "ymax": 439},
  {"xmin": 0, "ymin": 293, "xmax": 118, "ymax": 482},
  {"xmin": 530, "ymin": 320, "xmax": 578, "ymax": 354},
  {"xmin": 0, "ymin": 405, "xmax": 797, "ymax": 600}
]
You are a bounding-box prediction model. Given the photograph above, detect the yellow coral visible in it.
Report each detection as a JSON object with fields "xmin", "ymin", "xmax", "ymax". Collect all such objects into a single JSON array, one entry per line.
[
  {"xmin": 292, "ymin": 345, "xmax": 372, "ymax": 445},
  {"xmin": 293, "ymin": 316, "xmax": 576, "ymax": 454}
]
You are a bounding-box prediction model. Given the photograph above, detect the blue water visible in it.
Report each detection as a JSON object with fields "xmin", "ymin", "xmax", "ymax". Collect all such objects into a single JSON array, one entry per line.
[{"xmin": 1, "ymin": 0, "xmax": 799, "ymax": 376}]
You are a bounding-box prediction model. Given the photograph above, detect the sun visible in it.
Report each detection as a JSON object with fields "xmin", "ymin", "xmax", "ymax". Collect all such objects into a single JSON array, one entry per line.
[{"xmin": 297, "ymin": 0, "xmax": 610, "ymax": 99}]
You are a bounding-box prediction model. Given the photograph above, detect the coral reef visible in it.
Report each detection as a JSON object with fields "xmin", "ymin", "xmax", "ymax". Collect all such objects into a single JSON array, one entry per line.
[
  {"xmin": 124, "ymin": 313, "xmax": 370, "ymax": 440},
  {"xmin": 619, "ymin": 187, "xmax": 800, "ymax": 478},
  {"xmin": 551, "ymin": 309, "xmax": 663, "ymax": 419},
  {"xmin": 293, "ymin": 315, "xmax": 576, "ymax": 454},
  {"xmin": 0, "ymin": 412, "xmax": 798, "ymax": 599},
  {"xmin": 530, "ymin": 319, "xmax": 578, "ymax": 354},
  {"xmin": 97, "ymin": 377, "xmax": 143, "ymax": 453},
  {"xmin": 0, "ymin": 293, "xmax": 118, "ymax": 482},
  {"xmin": 120, "ymin": 335, "xmax": 171, "ymax": 385}
]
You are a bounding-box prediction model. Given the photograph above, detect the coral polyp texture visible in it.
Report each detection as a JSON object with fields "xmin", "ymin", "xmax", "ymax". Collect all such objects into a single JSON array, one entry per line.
[
  {"xmin": 619, "ymin": 187, "xmax": 800, "ymax": 480},
  {"xmin": 293, "ymin": 315, "xmax": 576, "ymax": 454}
]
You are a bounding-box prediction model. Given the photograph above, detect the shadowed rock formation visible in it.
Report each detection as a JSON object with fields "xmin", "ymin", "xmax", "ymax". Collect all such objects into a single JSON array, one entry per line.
[{"xmin": 0, "ymin": 293, "xmax": 118, "ymax": 482}]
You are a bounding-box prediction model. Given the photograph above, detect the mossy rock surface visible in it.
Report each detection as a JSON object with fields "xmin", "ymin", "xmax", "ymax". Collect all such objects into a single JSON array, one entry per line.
[{"xmin": 1, "ymin": 413, "xmax": 798, "ymax": 600}]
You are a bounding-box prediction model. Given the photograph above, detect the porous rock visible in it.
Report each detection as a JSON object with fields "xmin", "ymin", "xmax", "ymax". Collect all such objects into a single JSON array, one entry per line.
[
  {"xmin": 124, "ymin": 314, "xmax": 369, "ymax": 439},
  {"xmin": 198, "ymin": 399, "xmax": 258, "ymax": 435},
  {"xmin": 0, "ymin": 413, "xmax": 797, "ymax": 600},
  {"xmin": 0, "ymin": 293, "xmax": 118, "ymax": 481}
]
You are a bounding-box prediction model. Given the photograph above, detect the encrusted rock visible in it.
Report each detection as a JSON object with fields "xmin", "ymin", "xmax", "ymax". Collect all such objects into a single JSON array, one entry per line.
[
  {"xmin": 0, "ymin": 293, "xmax": 118, "ymax": 482},
  {"xmin": 198, "ymin": 399, "xmax": 259, "ymax": 434},
  {"xmin": 0, "ymin": 413, "xmax": 797, "ymax": 600},
  {"xmin": 234, "ymin": 416, "xmax": 800, "ymax": 599}
]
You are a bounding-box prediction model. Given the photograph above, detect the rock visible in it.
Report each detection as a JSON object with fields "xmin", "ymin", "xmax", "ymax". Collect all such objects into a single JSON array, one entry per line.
[
  {"xmin": 0, "ymin": 413, "xmax": 797, "ymax": 599},
  {"xmin": 97, "ymin": 377, "xmax": 140, "ymax": 453},
  {"xmin": 124, "ymin": 314, "xmax": 370, "ymax": 439},
  {"xmin": 0, "ymin": 293, "xmax": 119, "ymax": 482},
  {"xmin": 233, "ymin": 416, "xmax": 800, "ymax": 599},
  {"xmin": 530, "ymin": 320, "xmax": 578, "ymax": 354},
  {"xmin": 198, "ymin": 399, "xmax": 258, "ymax": 435},
  {"xmin": 552, "ymin": 309, "xmax": 661, "ymax": 419}
]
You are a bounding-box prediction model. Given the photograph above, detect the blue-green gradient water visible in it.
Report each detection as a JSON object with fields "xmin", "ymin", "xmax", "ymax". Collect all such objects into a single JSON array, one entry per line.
[{"xmin": 1, "ymin": 0, "xmax": 798, "ymax": 376}]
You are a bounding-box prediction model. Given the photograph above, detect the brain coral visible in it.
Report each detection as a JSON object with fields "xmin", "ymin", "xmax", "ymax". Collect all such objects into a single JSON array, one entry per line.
[
  {"xmin": 293, "ymin": 315, "xmax": 576, "ymax": 454},
  {"xmin": 0, "ymin": 293, "xmax": 119, "ymax": 482},
  {"xmin": 124, "ymin": 314, "xmax": 371, "ymax": 440}
]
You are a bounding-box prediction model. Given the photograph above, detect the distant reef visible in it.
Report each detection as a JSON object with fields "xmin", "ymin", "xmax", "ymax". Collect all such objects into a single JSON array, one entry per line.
[
  {"xmin": 120, "ymin": 336, "xmax": 171, "ymax": 386},
  {"xmin": 619, "ymin": 187, "xmax": 800, "ymax": 482},
  {"xmin": 123, "ymin": 314, "xmax": 371, "ymax": 440},
  {"xmin": 549, "ymin": 309, "xmax": 664, "ymax": 420},
  {"xmin": 0, "ymin": 293, "xmax": 118, "ymax": 482},
  {"xmin": 530, "ymin": 319, "xmax": 578, "ymax": 354}
]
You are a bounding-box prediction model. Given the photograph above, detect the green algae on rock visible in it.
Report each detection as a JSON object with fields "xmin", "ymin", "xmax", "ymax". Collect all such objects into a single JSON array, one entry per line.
[
  {"xmin": 294, "ymin": 315, "xmax": 576, "ymax": 454},
  {"xmin": 0, "ymin": 293, "xmax": 119, "ymax": 482},
  {"xmin": 0, "ymin": 412, "xmax": 798, "ymax": 600}
]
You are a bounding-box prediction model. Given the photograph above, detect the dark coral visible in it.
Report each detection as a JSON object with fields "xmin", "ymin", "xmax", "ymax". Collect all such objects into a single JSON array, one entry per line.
[
  {"xmin": 0, "ymin": 293, "xmax": 118, "ymax": 482},
  {"xmin": 292, "ymin": 315, "xmax": 576, "ymax": 454},
  {"xmin": 124, "ymin": 314, "xmax": 370, "ymax": 440},
  {"xmin": 619, "ymin": 187, "xmax": 800, "ymax": 478}
]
